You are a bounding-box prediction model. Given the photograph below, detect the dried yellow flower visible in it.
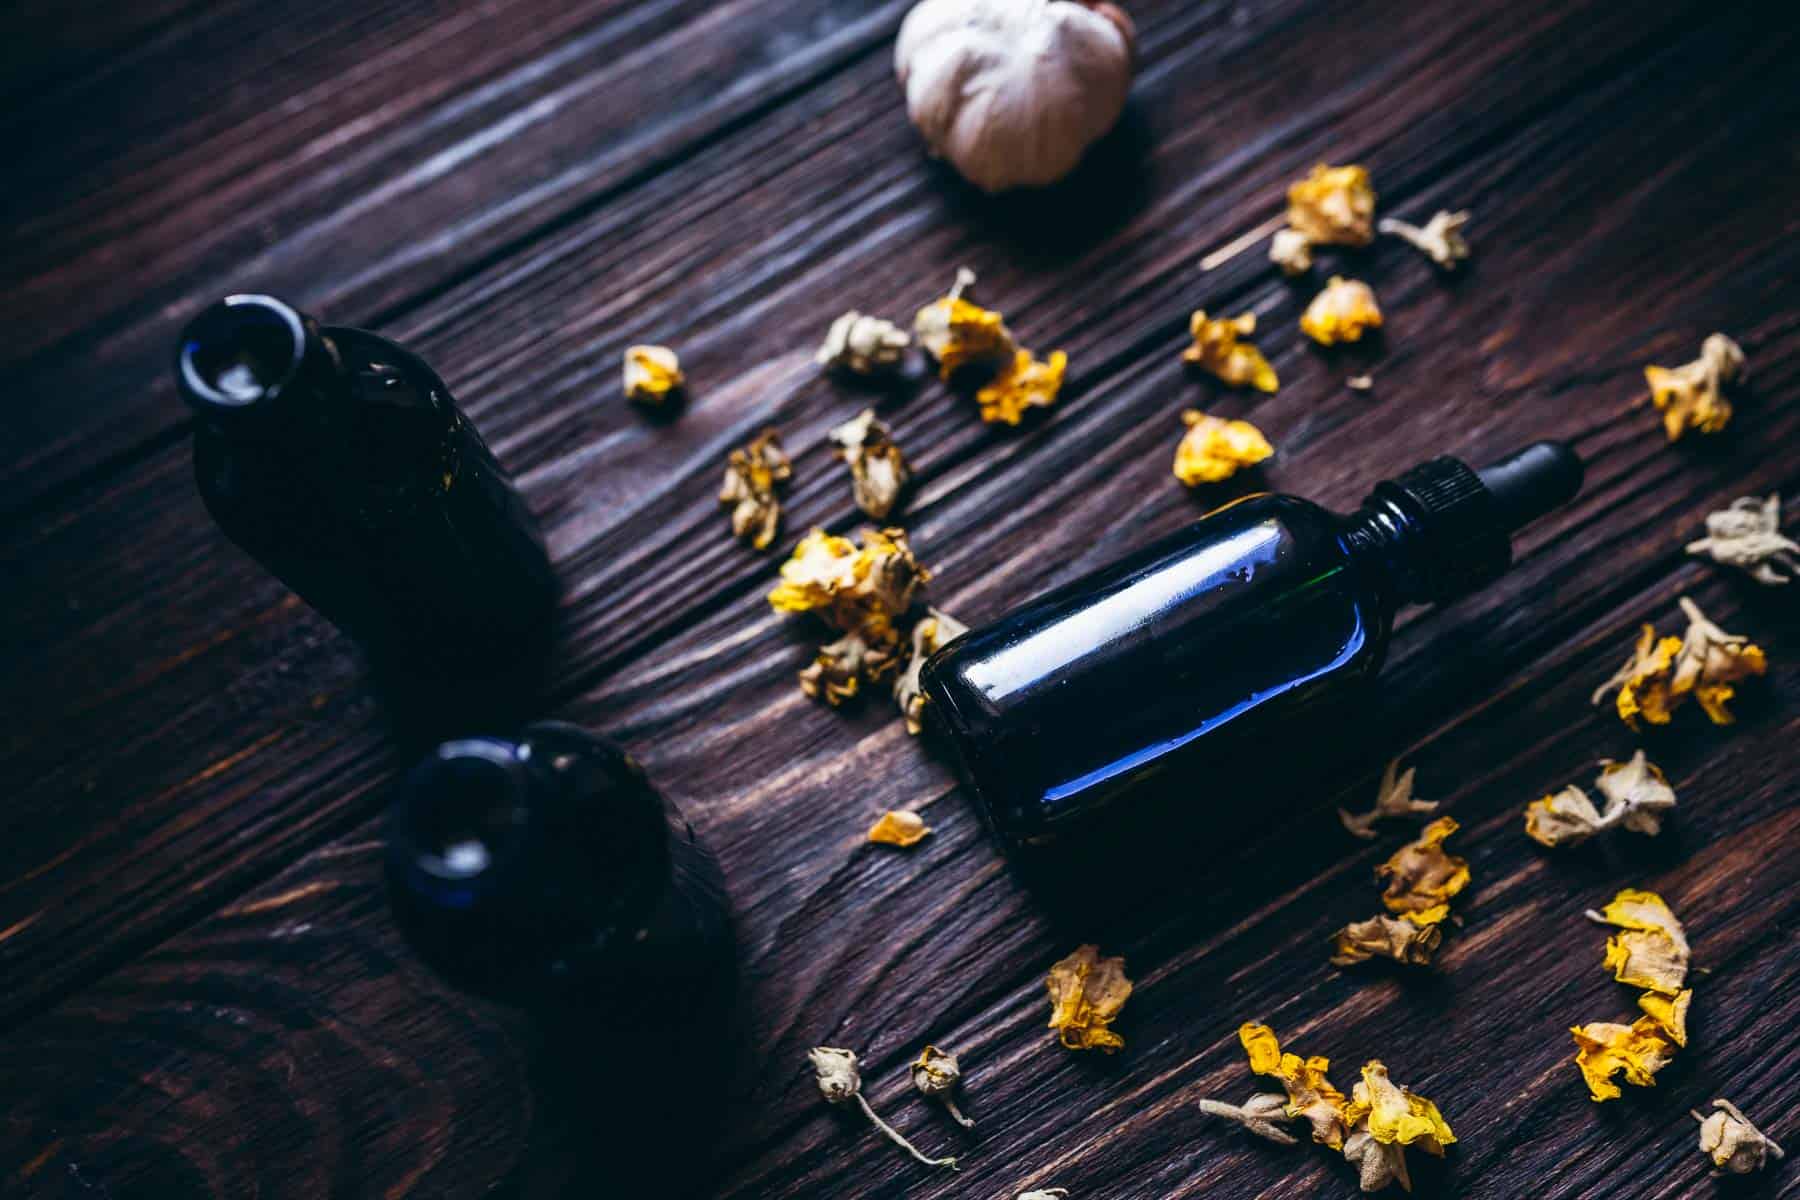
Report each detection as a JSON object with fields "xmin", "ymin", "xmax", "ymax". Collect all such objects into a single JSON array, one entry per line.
[
  {"xmin": 1197, "ymin": 1093, "xmax": 1300, "ymax": 1145},
  {"xmin": 829, "ymin": 409, "xmax": 912, "ymax": 519},
  {"xmin": 1378, "ymin": 210, "xmax": 1470, "ymax": 270},
  {"xmin": 1239, "ymin": 1023, "xmax": 1350, "ymax": 1148},
  {"xmin": 1300, "ymin": 276, "xmax": 1383, "ymax": 346},
  {"xmin": 1182, "ymin": 311, "xmax": 1279, "ymax": 392},
  {"xmin": 1045, "ymin": 945, "xmax": 1133, "ymax": 1053},
  {"xmin": 807, "ymin": 1046, "xmax": 958, "ymax": 1170},
  {"xmin": 912, "ymin": 1045, "xmax": 974, "ymax": 1128},
  {"xmin": 1592, "ymin": 624, "xmax": 1684, "ymax": 729},
  {"xmin": 1376, "ymin": 816, "xmax": 1468, "ymax": 926},
  {"xmin": 1330, "ymin": 914, "xmax": 1444, "ymax": 967},
  {"xmin": 1173, "ymin": 410, "xmax": 1274, "ymax": 486},
  {"xmin": 1525, "ymin": 750, "xmax": 1676, "ymax": 847},
  {"xmin": 1586, "ymin": 887, "xmax": 1688, "ymax": 944},
  {"xmin": 895, "ymin": 608, "xmax": 969, "ymax": 736},
  {"xmin": 1339, "ymin": 758, "xmax": 1438, "ymax": 840},
  {"xmin": 1693, "ymin": 1099, "xmax": 1785, "ymax": 1175},
  {"xmin": 1637, "ymin": 988, "xmax": 1691, "ymax": 1047},
  {"xmin": 1687, "ymin": 494, "xmax": 1799, "ymax": 586},
  {"xmin": 1646, "ymin": 332, "xmax": 1744, "ymax": 441},
  {"xmin": 1342, "ymin": 1061, "xmax": 1455, "ymax": 1154},
  {"xmin": 622, "ymin": 344, "xmax": 684, "ymax": 405},
  {"xmin": 1570, "ymin": 1019, "xmax": 1678, "ymax": 1102},
  {"xmin": 868, "ymin": 809, "xmax": 931, "ymax": 848},
  {"xmin": 1670, "ymin": 595, "xmax": 1767, "ymax": 724},
  {"xmin": 1524, "ymin": 786, "xmax": 1606, "ymax": 848},
  {"xmin": 802, "ymin": 624, "xmax": 902, "ymax": 706},
  {"xmin": 769, "ymin": 527, "xmax": 929, "ymax": 633},
  {"xmin": 976, "ymin": 348, "xmax": 1068, "ymax": 425},
  {"xmin": 1587, "ymin": 887, "xmax": 1689, "ymax": 995},
  {"xmin": 915, "ymin": 267, "xmax": 1015, "ymax": 379},
  {"xmin": 1287, "ymin": 164, "xmax": 1377, "ymax": 247},
  {"xmin": 719, "ymin": 428, "xmax": 792, "ymax": 550},
  {"xmin": 818, "ymin": 311, "xmax": 911, "ymax": 375},
  {"xmin": 1269, "ymin": 227, "xmax": 1314, "ymax": 276}
]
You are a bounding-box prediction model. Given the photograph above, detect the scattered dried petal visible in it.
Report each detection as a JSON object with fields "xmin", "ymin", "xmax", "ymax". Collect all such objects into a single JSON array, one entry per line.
[
  {"xmin": 1570, "ymin": 1019, "xmax": 1678, "ymax": 1102},
  {"xmin": 1671, "ymin": 595, "xmax": 1767, "ymax": 725},
  {"xmin": 1300, "ymin": 276, "xmax": 1384, "ymax": 346},
  {"xmin": 1376, "ymin": 816, "xmax": 1469, "ymax": 926},
  {"xmin": 1343, "ymin": 1061, "xmax": 1456, "ymax": 1153},
  {"xmin": 975, "ymin": 348, "xmax": 1068, "ymax": 425},
  {"xmin": 1586, "ymin": 888, "xmax": 1689, "ymax": 947},
  {"xmin": 1587, "ymin": 888, "xmax": 1689, "ymax": 994},
  {"xmin": 1687, "ymin": 494, "xmax": 1799, "ymax": 586},
  {"xmin": 1269, "ymin": 227, "xmax": 1314, "ymax": 276},
  {"xmin": 1591, "ymin": 624, "xmax": 1684, "ymax": 729},
  {"xmin": 1287, "ymin": 164, "xmax": 1377, "ymax": 247},
  {"xmin": 1593, "ymin": 750, "xmax": 1677, "ymax": 837},
  {"xmin": 868, "ymin": 809, "xmax": 931, "ymax": 847},
  {"xmin": 1017, "ymin": 1191, "xmax": 1071, "ymax": 1200},
  {"xmin": 808, "ymin": 1046, "xmax": 958, "ymax": 1170},
  {"xmin": 912, "ymin": 1045, "xmax": 974, "ymax": 1128},
  {"xmin": 1331, "ymin": 914, "xmax": 1444, "ymax": 967},
  {"xmin": 830, "ymin": 409, "xmax": 913, "ymax": 519},
  {"xmin": 1046, "ymin": 945, "xmax": 1133, "ymax": 1053},
  {"xmin": 895, "ymin": 608, "xmax": 969, "ymax": 735},
  {"xmin": 769, "ymin": 527, "xmax": 929, "ymax": 633},
  {"xmin": 802, "ymin": 624, "xmax": 902, "ymax": 706},
  {"xmin": 1339, "ymin": 758, "xmax": 1438, "ymax": 840},
  {"xmin": 1343, "ymin": 1127, "xmax": 1411, "ymax": 1194},
  {"xmin": 818, "ymin": 311, "xmax": 912, "ymax": 375},
  {"xmin": 622, "ymin": 344, "xmax": 685, "ymax": 405},
  {"xmin": 915, "ymin": 267, "xmax": 1015, "ymax": 379},
  {"xmin": 1239, "ymin": 1023, "xmax": 1350, "ymax": 1148},
  {"xmin": 1637, "ymin": 988, "xmax": 1691, "ymax": 1047},
  {"xmin": 1524, "ymin": 785, "xmax": 1607, "ymax": 848},
  {"xmin": 1693, "ymin": 1099, "xmax": 1785, "ymax": 1175},
  {"xmin": 1347, "ymin": 373, "xmax": 1374, "ymax": 391},
  {"xmin": 1646, "ymin": 333, "xmax": 1744, "ymax": 441},
  {"xmin": 1182, "ymin": 311, "xmax": 1279, "ymax": 392},
  {"xmin": 1197, "ymin": 1094, "xmax": 1300, "ymax": 1146},
  {"xmin": 1173, "ymin": 410, "xmax": 1274, "ymax": 485},
  {"xmin": 719, "ymin": 429, "xmax": 792, "ymax": 550},
  {"xmin": 1378, "ymin": 210, "xmax": 1470, "ymax": 269}
]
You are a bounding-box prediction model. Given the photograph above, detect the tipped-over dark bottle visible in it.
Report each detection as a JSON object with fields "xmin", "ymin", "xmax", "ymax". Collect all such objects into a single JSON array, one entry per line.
[
  {"xmin": 176, "ymin": 294, "xmax": 558, "ymax": 665},
  {"xmin": 921, "ymin": 442, "xmax": 1584, "ymax": 851}
]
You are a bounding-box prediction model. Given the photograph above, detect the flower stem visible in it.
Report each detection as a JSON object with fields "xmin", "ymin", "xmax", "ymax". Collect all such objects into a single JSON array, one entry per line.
[
  {"xmin": 941, "ymin": 1096, "xmax": 975, "ymax": 1129},
  {"xmin": 855, "ymin": 1094, "xmax": 957, "ymax": 1170}
]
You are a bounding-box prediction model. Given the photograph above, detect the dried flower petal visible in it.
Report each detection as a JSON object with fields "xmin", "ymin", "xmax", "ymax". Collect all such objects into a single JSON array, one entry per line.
[
  {"xmin": 976, "ymin": 348, "xmax": 1068, "ymax": 425},
  {"xmin": 912, "ymin": 1045, "xmax": 974, "ymax": 1128},
  {"xmin": 1671, "ymin": 595, "xmax": 1767, "ymax": 724},
  {"xmin": 802, "ymin": 624, "xmax": 902, "ymax": 707},
  {"xmin": 1570, "ymin": 1018, "xmax": 1678, "ymax": 1102},
  {"xmin": 1376, "ymin": 816, "xmax": 1468, "ymax": 926},
  {"xmin": 830, "ymin": 409, "xmax": 913, "ymax": 519},
  {"xmin": 1339, "ymin": 758, "xmax": 1438, "ymax": 840},
  {"xmin": 895, "ymin": 608, "xmax": 969, "ymax": 735},
  {"xmin": 1347, "ymin": 374, "xmax": 1374, "ymax": 391},
  {"xmin": 1182, "ymin": 311, "xmax": 1279, "ymax": 392},
  {"xmin": 1269, "ymin": 227, "xmax": 1314, "ymax": 276},
  {"xmin": 1646, "ymin": 332, "xmax": 1744, "ymax": 441},
  {"xmin": 1378, "ymin": 210, "xmax": 1470, "ymax": 270},
  {"xmin": 1587, "ymin": 887, "xmax": 1689, "ymax": 994},
  {"xmin": 1197, "ymin": 1093, "xmax": 1300, "ymax": 1145},
  {"xmin": 1593, "ymin": 751, "xmax": 1677, "ymax": 837},
  {"xmin": 1586, "ymin": 888, "xmax": 1689, "ymax": 947},
  {"xmin": 1017, "ymin": 1191, "xmax": 1071, "ymax": 1200},
  {"xmin": 1046, "ymin": 945, "xmax": 1133, "ymax": 1053},
  {"xmin": 1331, "ymin": 914, "xmax": 1444, "ymax": 967},
  {"xmin": 1591, "ymin": 624, "xmax": 1685, "ymax": 729},
  {"xmin": 915, "ymin": 267, "xmax": 1015, "ymax": 379},
  {"xmin": 1287, "ymin": 164, "xmax": 1377, "ymax": 247},
  {"xmin": 622, "ymin": 344, "xmax": 684, "ymax": 405},
  {"xmin": 719, "ymin": 429, "xmax": 792, "ymax": 550},
  {"xmin": 769, "ymin": 527, "xmax": 929, "ymax": 633},
  {"xmin": 1687, "ymin": 494, "xmax": 1799, "ymax": 586},
  {"xmin": 1173, "ymin": 410, "xmax": 1274, "ymax": 486},
  {"xmin": 1239, "ymin": 1023, "xmax": 1350, "ymax": 1148},
  {"xmin": 868, "ymin": 809, "xmax": 931, "ymax": 847},
  {"xmin": 1343, "ymin": 1061, "xmax": 1455, "ymax": 1153},
  {"xmin": 807, "ymin": 1046, "xmax": 958, "ymax": 1170},
  {"xmin": 1300, "ymin": 276, "xmax": 1383, "ymax": 346},
  {"xmin": 1693, "ymin": 1099, "xmax": 1785, "ymax": 1175},
  {"xmin": 818, "ymin": 311, "xmax": 911, "ymax": 375},
  {"xmin": 1524, "ymin": 785, "xmax": 1606, "ymax": 848},
  {"xmin": 1343, "ymin": 1127, "xmax": 1411, "ymax": 1194},
  {"xmin": 1637, "ymin": 988, "xmax": 1691, "ymax": 1047}
]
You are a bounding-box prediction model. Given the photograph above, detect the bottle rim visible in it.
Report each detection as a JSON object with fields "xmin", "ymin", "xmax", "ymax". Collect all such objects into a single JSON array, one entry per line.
[
  {"xmin": 177, "ymin": 294, "xmax": 309, "ymax": 412},
  {"xmin": 390, "ymin": 737, "xmax": 537, "ymax": 902}
]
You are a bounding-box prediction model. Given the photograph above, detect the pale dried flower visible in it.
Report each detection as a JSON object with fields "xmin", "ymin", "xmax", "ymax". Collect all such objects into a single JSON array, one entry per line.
[
  {"xmin": 1586, "ymin": 888, "xmax": 1689, "ymax": 996},
  {"xmin": 1300, "ymin": 276, "xmax": 1383, "ymax": 346},
  {"xmin": 1378, "ymin": 210, "xmax": 1470, "ymax": 269},
  {"xmin": 1693, "ymin": 1099, "xmax": 1785, "ymax": 1176},
  {"xmin": 1347, "ymin": 374, "xmax": 1374, "ymax": 391},
  {"xmin": 719, "ymin": 429, "xmax": 792, "ymax": 550},
  {"xmin": 1670, "ymin": 595, "xmax": 1767, "ymax": 725},
  {"xmin": 769, "ymin": 527, "xmax": 930, "ymax": 634},
  {"xmin": 868, "ymin": 809, "xmax": 931, "ymax": 848},
  {"xmin": 1287, "ymin": 163, "xmax": 1377, "ymax": 247},
  {"xmin": 1269, "ymin": 227, "xmax": 1314, "ymax": 276},
  {"xmin": 818, "ymin": 311, "xmax": 911, "ymax": 375},
  {"xmin": 1330, "ymin": 914, "xmax": 1444, "ymax": 967},
  {"xmin": 830, "ymin": 409, "xmax": 912, "ymax": 519},
  {"xmin": 1376, "ymin": 816, "xmax": 1469, "ymax": 926},
  {"xmin": 1687, "ymin": 494, "xmax": 1798, "ymax": 586},
  {"xmin": 1197, "ymin": 1093, "xmax": 1300, "ymax": 1145},
  {"xmin": 895, "ymin": 608, "xmax": 969, "ymax": 735},
  {"xmin": 915, "ymin": 267, "xmax": 1015, "ymax": 379},
  {"xmin": 1646, "ymin": 332, "xmax": 1744, "ymax": 441},
  {"xmin": 1339, "ymin": 758, "xmax": 1438, "ymax": 840},
  {"xmin": 1017, "ymin": 1191, "xmax": 1070, "ymax": 1200},
  {"xmin": 912, "ymin": 1045, "xmax": 974, "ymax": 1128},
  {"xmin": 622, "ymin": 344, "xmax": 684, "ymax": 405},
  {"xmin": 801, "ymin": 624, "xmax": 903, "ymax": 707},
  {"xmin": 807, "ymin": 1046, "xmax": 958, "ymax": 1170},
  {"xmin": 1525, "ymin": 751, "xmax": 1676, "ymax": 847}
]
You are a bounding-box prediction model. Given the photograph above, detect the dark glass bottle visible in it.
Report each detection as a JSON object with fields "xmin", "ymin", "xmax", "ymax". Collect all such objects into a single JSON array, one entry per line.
[
  {"xmin": 176, "ymin": 294, "xmax": 558, "ymax": 665},
  {"xmin": 921, "ymin": 442, "xmax": 1583, "ymax": 850}
]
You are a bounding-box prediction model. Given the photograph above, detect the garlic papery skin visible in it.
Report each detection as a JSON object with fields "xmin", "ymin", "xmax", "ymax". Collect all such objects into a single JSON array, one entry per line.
[{"xmin": 895, "ymin": 0, "xmax": 1136, "ymax": 194}]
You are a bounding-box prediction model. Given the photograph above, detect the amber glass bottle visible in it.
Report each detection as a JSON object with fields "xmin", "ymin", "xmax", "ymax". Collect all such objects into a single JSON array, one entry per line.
[
  {"xmin": 921, "ymin": 442, "xmax": 1583, "ymax": 850},
  {"xmin": 176, "ymin": 294, "xmax": 557, "ymax": 665}
]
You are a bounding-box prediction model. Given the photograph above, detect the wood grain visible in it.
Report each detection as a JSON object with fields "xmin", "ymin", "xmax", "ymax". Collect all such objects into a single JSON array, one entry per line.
[{"xmin": 3, "ymin": 0, "xmax": 1799, "ymax": 1196}]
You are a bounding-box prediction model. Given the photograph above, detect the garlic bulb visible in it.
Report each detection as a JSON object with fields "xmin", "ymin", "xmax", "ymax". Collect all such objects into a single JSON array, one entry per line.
[{"xmin": 895, "ymin": 0, "xmax": 1135, "ymax": 193}]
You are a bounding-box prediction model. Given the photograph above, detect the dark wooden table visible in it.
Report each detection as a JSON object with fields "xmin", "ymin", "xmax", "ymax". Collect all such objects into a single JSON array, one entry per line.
[{"xmin": 5, "ymin": 1, "xmax": 1798, "ymax": 1196}]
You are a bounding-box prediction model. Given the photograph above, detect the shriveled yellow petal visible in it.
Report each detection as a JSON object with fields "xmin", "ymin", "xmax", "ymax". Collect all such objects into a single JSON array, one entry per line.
[
  {"xmin": 1239, "ymin": 1023, "xmax": 1349, "ymax": 1148},
  {"xmin": 1646, "ymin": 333, "xmax": 1743, "ymax": 441},
  {"xmin": 1239, "ymin": 1022, "xmax": 1285, "ymax": 1076},
  {"xmin": 975, "ymin": 349, "xmax": 1067, "ymax": 425},
  {"xmin": 1617, "ymin": 634, "xmax": 1685, "ymax": 729},
  {"xmin": 1182, "ymin": 311, "xmax": 1279, "ymax": 392},
  {"xmin": 1571, "ymin": 1018, "xmax": 1678, "ymax": 1102},
  {"xmin": 1046, "ymin": 945, "xmax": 1132, "ymax": 1053},
  {"xmin": 1670, "ymin": 597, "xmax": 1767, "ymax": 724},
  {"xmin": 914, "ymin": 268, "xmax": 1016, "ymax": 379},
  {"xmin": 800, "ymin": 624, "xmax": 903, "ymax": 707},
  {"xmin": 1173, "ymin": 410, "xmax": 1274, "ymax": 485},
  {"xmin": 769, "ymin": 530, "xmax": 860, "ymax": 614},
  {"xmin": 1586, "ymin": 888, "xmax": 1688, "ymax": 949},
  {"xmin": 1637, "ymin": 989, "xmax": 1691, "ymax": 1047},
  {"xmin": 1601, "ymin": 930, "xmax": 1689, "ymax": 995},
  {"xmin": 1287, "ymin": 164, "xmax": 1377, "ymax": 247},
  {"xmin": 768, "ymin": 527, "xmax": 929, "ymax": 634},
  {"xmin": 622, "ymin": 344, "xmax": 685, "ymax": 404},
  {"xmin": 1377, "ymin": 816, "xmax": 1469, "ymax": 925},
  {"xmin": 868, "ymin": 809, "xmax": 931, "ymax": 847},
  {"xmin": 1330, "ymin": 914, "xmax": 1443, "ymax": 967},
  {"xmin": 1343, "ymin": 1061, "xmax": 1456, "ymax": 1152},
  {"xmin": 1299, "ymin": 276, "xmax": 1383, "ymax": 346},
  {"xmin": 1524, "ymin": 786, "xmax": 1605, "ymax": 848}
]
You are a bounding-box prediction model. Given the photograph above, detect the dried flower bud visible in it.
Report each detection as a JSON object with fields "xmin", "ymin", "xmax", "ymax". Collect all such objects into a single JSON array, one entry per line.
[
  {"xmin": 1287, "ymin": 163, "xmax": 1377, "ymax": 247},
  {"xmin": 1526, "ymin": 750, "xmax": 1676, "ymax": 847},
  {"xmin": 1687, "ymin": 494, "xmax": 1799, "ymax": 586},
  {"xmin": 915, "ymin": 267, "xmax": 1015, "ymax": 379},
  {"xmin": 912, "ymin": 1045, "xmax": 974, "ymax": 1128},
  {"xmin": 1693, "ymin": 1099, "xmax": 1785, "ymax": 1175},
  {"xmin": 622, "ymin": 344, "xmax": 685, "ymax": 405},
  {"xmin": 1342, "ymin": 1061, "xmax": 1455, "ymax": 1154},
  {"xmin": 1181, "ymin": 311, "xmax": 1279, "ymax": 392},
  {"xmin": 1592, "ymin": 624, "xmax": 1685, "ymax": 728},
  {"xmin": 818, "ymin": 311, "xmax": 911, "ymax": 375},
  {"xmin": 1269, "ymin": 227, "xmax": 1314, "ymax": 276},
  {"xmin": 801, "ymin": 624, "xmax": 903, "ymax": 707},
  {"xmin": 1330, "ymin": 914, "xmax": 1444, "ymax": 967},
  {"xmin": 807, "ymin": 1046, "xmax": 958, "ymax": 1170},
  {"xmin": 769, "ymin": 527, "xmax": 930, "ymax": 634},
  {"xmin": 719, "ymin": 428, "xmax": 792, "ymax": 550},
  {"xmin": 868, "ymin": 809, "xmax": 931, "ymax": 848},
  {"xmin": 1239, "ymin": 1022, "xmax": 1349, "ymax": 1148},
  {"xmin": 1045, "ymin": 945, "xmax": 1133, "ymax": 1053},
  {"xmin": 976, "ymin": 348, "xmax": 1068, "ymax": 425},
  {"xmin": 1173, "ymin": 410, "xmax": 1274, "ymax": 486},
  {"xmin": 1646, "ymin": 332, "xmax": 1744, "ymax": 440},
  {"xmin": 1570, "ymin": 1019, "xmax": 1678, "ymax": 1103},
  {"xmin": 1197, "ymin": 1093, "xmax": 1300, "ymax": 1145},
  {"xmin": 1378, "ymin": 210, "xmax": 1470, "ymax": 269},
  {"xmin": 1376, "ymin": 816, "xmax": 1468, "ymax": 927},
  {"xmin": 1670, "ymin": 595, "xmax": 1767, "ymax": 724},
  {"xmin": 830, "ymin": 409, "xmax": 912, "ymax": 519},
  {"xmin": 1300, "ymin": 276, "xmax": 1383, "ymax": 346},
  {"xmin": 895, "ymin": 608, "xmax": 969, "ymax": 735},
  {"xmin": 1343, "ymin": 1127, "xmax": 1411, "ymax": 1194},
  {"xmin": 1339, "ymin": 758, "xmax": 1438, "ymax": 840}
]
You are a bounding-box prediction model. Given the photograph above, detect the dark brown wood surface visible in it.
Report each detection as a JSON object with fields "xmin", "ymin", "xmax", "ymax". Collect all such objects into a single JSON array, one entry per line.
[{"xmin": 4, "ymin": 0, "xmax": 1798, "ymax": 1196}]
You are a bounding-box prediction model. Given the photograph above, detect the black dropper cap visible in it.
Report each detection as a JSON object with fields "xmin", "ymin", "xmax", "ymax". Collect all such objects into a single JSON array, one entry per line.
[{"xmin": 1371, "ymin": 440, "xmax": 1583, "ymax": 604}]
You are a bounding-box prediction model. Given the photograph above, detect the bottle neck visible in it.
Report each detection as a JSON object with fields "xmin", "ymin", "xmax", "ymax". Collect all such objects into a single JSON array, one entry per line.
[
  {"xmin": 1340, "ymin": 494, "xmax": 1437, "ymax": 609},
  {"xmin": 177, "ymin": 294, "xmax": 352, "ymax": 440}
]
